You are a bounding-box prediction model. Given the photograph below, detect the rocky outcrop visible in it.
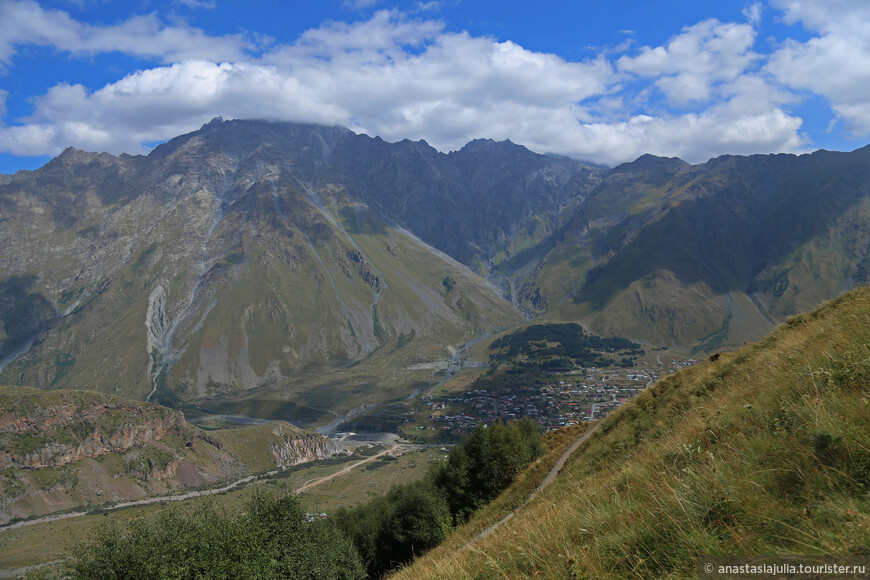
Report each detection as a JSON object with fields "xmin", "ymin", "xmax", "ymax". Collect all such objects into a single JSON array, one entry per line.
[
  {"xmin": 0, "ymin": 389, "xmax": 185, "ymax": 469},
  {"xmin": 346, "ymin": 250, "xmax": 383, "ymax": 290},
  {"xmin": 0, "ymin": 415, "xmax": 183, "ymax": 469},
  {"xmin": 269, "ymin": 424, "xmax": 348, "ymax": 467},
  {"xmin": 0, "ymin": 387, "xmax": 356, "ymax": 525},
  {"xmin": 121, "ymin": 447, "xmax": 180, "ymax": 481}
]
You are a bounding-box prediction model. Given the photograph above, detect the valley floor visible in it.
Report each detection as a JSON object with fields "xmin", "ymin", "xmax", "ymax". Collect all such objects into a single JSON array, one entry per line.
[{"xmin": 0, "ymin": 440, "xmax": 442, "ymax": 575}]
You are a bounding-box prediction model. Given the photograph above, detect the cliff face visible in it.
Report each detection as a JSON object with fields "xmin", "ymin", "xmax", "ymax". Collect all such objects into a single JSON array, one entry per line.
[
  {"xmin": 0, "ymin": 415, "xmax": 182, "ymax": 469},
  {"xmin": 269, "ymin": 424, "xmax": 348, "ymax": 467},
  {"xmin": 0, "ymin": 389, "xmax": 185, "ymax": 469}
]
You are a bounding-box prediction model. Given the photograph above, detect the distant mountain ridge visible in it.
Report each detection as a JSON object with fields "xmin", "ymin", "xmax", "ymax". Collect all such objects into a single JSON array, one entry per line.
[
  {"xmin": 0, "ymin": 119, "xmax": 561, "ymax": 423},
  {"xmin": 515, "ymin": 146, "xmax": 870, "ymax": 349},
  {"xmin": 329, "ymin": 131, "xmax": 601, "ymax": 276},
  {"xmin": 1, "ymin": 118, "xmax": 869, "ymax": 423}
]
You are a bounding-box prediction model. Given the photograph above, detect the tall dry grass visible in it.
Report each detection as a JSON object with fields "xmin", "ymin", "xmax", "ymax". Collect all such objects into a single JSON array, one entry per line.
[{"xmin": 394, "ymin": 287, "xmax": 870, "ymax": 579}]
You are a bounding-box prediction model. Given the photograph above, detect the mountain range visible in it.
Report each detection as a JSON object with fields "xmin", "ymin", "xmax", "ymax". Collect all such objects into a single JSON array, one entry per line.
[{"xmin": 1, "ymin": 118, "xmax": 868, "ymax": 425}]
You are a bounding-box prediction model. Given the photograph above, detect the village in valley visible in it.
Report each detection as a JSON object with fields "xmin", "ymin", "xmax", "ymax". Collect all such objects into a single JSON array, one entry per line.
[
  {"xmin": 324, "ymin": 323, "xmax": 706, "ymax": 444},
  {"xmin": 400, "ymin": 330, "xmax": 703, "ymax": 438},
  {"xmin": 421, "ymin": 372, "xmax": 650, "ymax": 432}
]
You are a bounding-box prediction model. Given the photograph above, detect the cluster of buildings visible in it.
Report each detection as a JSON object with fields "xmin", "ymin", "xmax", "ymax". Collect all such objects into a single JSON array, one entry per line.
[
  {"xmin": 421, "ymin": 371, "xmax": 658, "ymax": 433},
  {"xmin": 667, "ymin": 358, "xmax": 702, "ymax": 371}
]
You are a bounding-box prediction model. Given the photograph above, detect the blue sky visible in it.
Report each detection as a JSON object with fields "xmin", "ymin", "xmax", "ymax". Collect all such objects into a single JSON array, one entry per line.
[{"xmin": 1, "ymin": 0, "xmax": 869, "ymax": 174}]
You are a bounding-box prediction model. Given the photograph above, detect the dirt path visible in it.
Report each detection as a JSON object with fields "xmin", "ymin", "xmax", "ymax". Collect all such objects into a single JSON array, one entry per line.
[
  {"xmin": 464, "ymin": 423, "xmax": 601, "ymax": 547},
  {"xmin": 296, "ymin": 446, "xmax": 398, "ymax": 493}
]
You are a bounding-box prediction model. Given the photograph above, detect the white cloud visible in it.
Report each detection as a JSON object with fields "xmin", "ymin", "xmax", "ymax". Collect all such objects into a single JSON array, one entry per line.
[
  {"xmin": 0, "ymin": 16, "xmax": 616, "ymax": 158},
  {"xmin": 0, "ymin": 4, "xmax": 818, "ymax": 166},
  {"xmin": 268, "ymin": 9, "xmax": 443, "ymax": 65},
  {"xmin": 6, "ymin": 61, "xmax": 351, "ymax": 156},
  {"xmin": 772, "ymin": 0, "xmax": 870, "ymax": 32},
  {"xmin": 767, "ymin": 0, "xmax": 870, "ymax": 136},
  {"xmin": 0, "ymin": 124, "xmax": 58, "ymax": 157},
  {"xmin": 415, "ymin": 2, "xmax": 441, "ymax": 13},
  {"xmin": 743, "ymin": 3, "xmax": 762, "ymax": 27},
  {"xmin": 175, "ymin": 0, "xmax": 217, "ymax": 9},
  {"xmin": 0, "ymin": 0, "xmax": 252, "ymax": 66},
  {"xmin": 617, "ymin": 19, "xmax": 759, "ymax": 104},
  {"xmin": 537, "ymin": 91, "xmax": 804, "ymax": 166}
]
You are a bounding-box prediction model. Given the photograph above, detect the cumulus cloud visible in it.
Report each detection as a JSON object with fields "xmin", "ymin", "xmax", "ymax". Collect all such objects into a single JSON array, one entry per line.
[
  {"xmin": 617, "ymin": 19, "xmax": 759, "ymax": 104},
  {"xmin": 772, "ymin": 0, "xmax": 870, "ymax": 32},
  {"xmin": 767, "ymin": 0, "xmax": 870, "ymax": 136},
  {"xmin": 0, "ymin": 2, "xmax": 831, "ymax": 166},
  {"xmin": 537, "ymin": 82, "xmax": 803, "ymax": 166},
  {"xmin": 268, "ymin": 9, "xmax": 444, "ymax": 65},
  {"xmin": 0, "ymin": 0, "xmax": 253, "ymax": 66}
]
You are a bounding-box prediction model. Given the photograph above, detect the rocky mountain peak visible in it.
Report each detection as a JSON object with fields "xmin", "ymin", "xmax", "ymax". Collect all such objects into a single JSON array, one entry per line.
[
  {"xmin": 454, "ymin": 137, "xmax": 524, "ymax": 156},
  {"xmin": 149, "ymin": 118, "xmax": 351, "ymax": 167},
  {"xmin": 609, "ymin": 153, "xmax": 688, "ymax": 176},
  {"xmin": 51, "ymin": 147, "xmax": 120, "ymax": 170}
]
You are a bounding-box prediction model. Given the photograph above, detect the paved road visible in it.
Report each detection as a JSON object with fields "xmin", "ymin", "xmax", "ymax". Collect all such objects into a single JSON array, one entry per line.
[
  {"xmin": 0, "ymin": 445, "xmax": 403, "ymax": 577},
  {"xmin": 0, "ymin": 470, "xmax": 272, "ymax": 532}
]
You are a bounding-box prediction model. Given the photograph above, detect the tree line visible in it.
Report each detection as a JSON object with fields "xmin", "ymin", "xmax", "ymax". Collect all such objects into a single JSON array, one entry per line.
[{"xmin": 488, "ymin": 322, "xmax": 644, "ymax": 369}]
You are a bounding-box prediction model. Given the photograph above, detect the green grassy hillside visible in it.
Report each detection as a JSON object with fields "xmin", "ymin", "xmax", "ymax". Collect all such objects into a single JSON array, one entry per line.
[{"xmin": 396, "ymin": 285, "xmax": 870, "ymax": 579}]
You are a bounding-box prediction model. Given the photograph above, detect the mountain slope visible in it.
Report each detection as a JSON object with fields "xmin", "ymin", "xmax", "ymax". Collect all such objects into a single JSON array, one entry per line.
[
  {"xmin": 396, "ymin": 285, "xmax": 870, "ymax": 578},
  {"xmin": 517, "ymin": 148, "xmax": 870, "ymax": 349},
  {"xmin": 0, "ymin": 386, "xmax": 346, "ymax": 525},
  {"xmin": 329, "ymin": 134, "xmax": 602, "ymax": 280},
  {"xmin": 0, "ymin": 120, "xmax": 532, "ymax": 424},
  {"xmin": 3, "ymin": 119, "xmax": 870, "ymax": 422}
]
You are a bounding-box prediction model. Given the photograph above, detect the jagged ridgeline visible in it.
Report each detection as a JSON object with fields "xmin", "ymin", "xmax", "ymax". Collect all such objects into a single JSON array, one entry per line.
[
  {"xmin": 4, "ymin": 119, "xmax": 592, "ymax": 422},
  {"xmin": 3, "ymin": 119, "xmax": 870, "ymax": 424},
  {"xmin": 521, "ymin": 149, "xmax": 870, "ymax": 348},
  {"xmin": 0, "ymin": 386, "xmax": 347, "ymax": 525},
  {"xmin": 488, "ymin": 322, "xmax": 644, "ymax": 369}
]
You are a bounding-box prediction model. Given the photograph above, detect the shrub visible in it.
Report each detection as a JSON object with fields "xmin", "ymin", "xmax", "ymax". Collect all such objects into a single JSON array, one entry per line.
[{"xmin": 68, "ymin": 491, "xmax": 364, "ymax": 579}]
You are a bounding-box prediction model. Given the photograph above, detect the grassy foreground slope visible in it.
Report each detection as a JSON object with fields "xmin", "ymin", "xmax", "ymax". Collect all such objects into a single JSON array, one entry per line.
[{"xmin": 396, "ymin": 286, "xmax": 870, "ymax": 579}]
